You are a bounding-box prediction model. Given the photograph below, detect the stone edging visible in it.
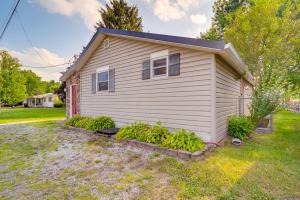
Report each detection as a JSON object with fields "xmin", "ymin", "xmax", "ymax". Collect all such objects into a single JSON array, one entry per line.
[{"xmin": 64, "ymin": 126, "xmax": 215, "ymax": 160}]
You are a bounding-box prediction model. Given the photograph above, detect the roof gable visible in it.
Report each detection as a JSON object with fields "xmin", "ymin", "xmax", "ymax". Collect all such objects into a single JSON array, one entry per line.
[{"xmin": 61, "ymin": 28, "xmax": 253, "ymax": 85}]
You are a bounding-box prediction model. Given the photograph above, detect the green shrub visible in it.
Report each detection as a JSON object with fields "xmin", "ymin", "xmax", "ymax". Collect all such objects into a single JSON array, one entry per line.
[
  {"xmin": 116, "ymin": 121, "xmax": 205, "ymax": 152},
  {"xmin": 65, "ymin": 115, "xmax": 86, "ymax": 127},
  {"xmin": 74, "ymin": 117, "xmax": 92, "ymax": 129},
  {"xmin": 162, "ymin": 129, "xmax": 205, "ymax": 152},
  {"xmin": 87, "ymin": 116, "xmax": 115, "ymax": 131},
  {"xmin": 115, "ymin": 122, "xmax": 151, "ymax": 141},
  {"xmin": 144, "ymin": 122, "xmax": 170, "ymax": 143},
  {"xmin": 228, "ymin": 115, "xmax": 253, "ymax": 140},
  {"xmin": 54, "ymin": 99, "xmax": 64, "ymax": 108}
]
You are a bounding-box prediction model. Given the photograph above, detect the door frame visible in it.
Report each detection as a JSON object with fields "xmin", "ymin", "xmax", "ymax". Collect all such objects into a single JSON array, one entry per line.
[{"xmin": 69, "ymin": 84, "xmax": 77, "ymax": 118}]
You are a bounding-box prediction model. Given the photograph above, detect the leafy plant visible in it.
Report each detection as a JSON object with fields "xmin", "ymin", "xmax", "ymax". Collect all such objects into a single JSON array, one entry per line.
[
  {"xmin": 162, "ymin": 129, "xmax": 205, "ymax": 152},
  {"xmin": 228, "ymin": 115, "xmax": 253, "ymax": 140},
  {"xmin": 74, "ymin": 117, "xmax": 92, "ymax": 129},
  {"xmin": 115, "ymin": 122, "xmax": 151, "ymax": 141},
  {"xmin": 250, "ymin": 89, "xmax": 280, "ymax": 125},
  {"xmin": 116, "ymin": 122, "xmax": 205, "ymax": 152},
  {"xmin": 65, "ymin": 115, "xmax": 86, "ymax": 127},
  {"xmin": 87, "ymin": 116, "xmax": 115, "ymax": 131},
  {"xmin": 53, "ymin": 99, "xmax": 64, "ymax": 108}
]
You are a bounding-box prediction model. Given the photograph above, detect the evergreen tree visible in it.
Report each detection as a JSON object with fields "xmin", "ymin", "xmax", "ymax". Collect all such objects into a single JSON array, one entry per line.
[{"xmin": 95, "ymin": 0, "xmax": 143, "ymax": 31}]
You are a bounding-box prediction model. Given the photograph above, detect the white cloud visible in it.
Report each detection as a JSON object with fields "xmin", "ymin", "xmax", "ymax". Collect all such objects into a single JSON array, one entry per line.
[
  {"xmin": 153, "ymin": 0, "xmax": 186, "ymax": 21},
  {"xmin": 2, "ymin": 47, "xmax": 68, "ymax": 81},
  {"xmin": 190, "ymin": 14, "xmax": 207, "ymax": 25},
  {"xmin": 144, "ymin": 0, "xmax": 200, "ymax": 22},
  {"xmin": 34, "ymin": 0, "xmax": 103, "ymax": 31},
  {"xmin": 177, "ymin": 0, "xmax": 199, "ymax": 10}
]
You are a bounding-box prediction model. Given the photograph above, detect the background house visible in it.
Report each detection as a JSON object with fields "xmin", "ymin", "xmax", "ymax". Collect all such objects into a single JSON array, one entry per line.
[
  {"xmin": 60, "ymin": 28, "xmax": 253, "ymax": 142},
  {"xmin": 25, "ymin": 93, "xmax": 58, "ymax": 108}
]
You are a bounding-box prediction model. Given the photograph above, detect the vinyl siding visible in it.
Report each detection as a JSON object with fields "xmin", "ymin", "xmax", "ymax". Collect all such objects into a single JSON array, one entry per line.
[
  {"xmin": 215, "ymin": 58, "xmax": 241, "ymax": 142},
  {"xmin": 80, "ymin": 36, "xmax": 214, "ymax": 141}
]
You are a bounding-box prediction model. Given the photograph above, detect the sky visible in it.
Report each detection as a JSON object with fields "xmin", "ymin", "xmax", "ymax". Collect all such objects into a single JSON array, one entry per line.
[{"xmin": 0, "ymin": 0, "xmax": 215, "ymax": 81}]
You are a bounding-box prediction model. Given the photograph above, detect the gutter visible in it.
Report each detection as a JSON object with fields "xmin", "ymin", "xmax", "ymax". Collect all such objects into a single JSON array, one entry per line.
[{"xmin": 221, "ymin": 43, "xmax": 254, "ymax": 85}]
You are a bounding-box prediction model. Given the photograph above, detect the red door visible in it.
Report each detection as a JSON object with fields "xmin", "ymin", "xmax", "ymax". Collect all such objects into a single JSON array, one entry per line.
[{"xmin": 71, "ymin": 85, "xmax": 77, "ymax": 116}]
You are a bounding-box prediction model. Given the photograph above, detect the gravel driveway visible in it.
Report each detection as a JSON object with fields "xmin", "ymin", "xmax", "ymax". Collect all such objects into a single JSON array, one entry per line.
[{"xmin": 0, "ymin": 122, "xmax": 178, "ymax": 200}]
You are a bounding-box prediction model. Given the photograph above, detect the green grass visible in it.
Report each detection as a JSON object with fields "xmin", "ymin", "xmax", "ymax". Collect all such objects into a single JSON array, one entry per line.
[
  {"xmin": 0, "ymin": 107, "xmax": 65, "ymax": 124},
  {"xmin": 0, "ymin": 110, "xmax": 299, "ymax": 199},
  {"xmin": 142, "ymin": 110, "xmax": 300, "ymax": 199}
]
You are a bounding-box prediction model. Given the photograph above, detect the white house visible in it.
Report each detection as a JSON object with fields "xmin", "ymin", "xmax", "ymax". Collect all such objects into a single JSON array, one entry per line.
[
  {"xmin": 25, "ymin": 93, "xmax": 58, "ymax": 108},
  {"xmin": 60, "ymin": 28, "xmax": 253, "ymax": 142}
]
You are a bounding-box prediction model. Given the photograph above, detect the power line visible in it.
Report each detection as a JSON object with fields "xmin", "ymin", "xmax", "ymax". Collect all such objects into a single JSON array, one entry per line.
[
  {"xmin": 0, "ymin": 0, "xmax": 17, "ymax": 32},
  {"xmin": 15, "ymin": 10, "xmax": 50, "ymax": 65},
  {"xmin": 22, "ymin": 62, "xmax": 70, "ymax": 69},
  {"xmin": 0, "ymin": 0, "xmax": 21, "ymax": 41}
]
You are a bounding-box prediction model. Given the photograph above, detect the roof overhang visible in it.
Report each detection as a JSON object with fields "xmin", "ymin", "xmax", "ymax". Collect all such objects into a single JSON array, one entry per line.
[{"xmin": 60, "ymin": 29, "xmax": 254, "ymax": 85}]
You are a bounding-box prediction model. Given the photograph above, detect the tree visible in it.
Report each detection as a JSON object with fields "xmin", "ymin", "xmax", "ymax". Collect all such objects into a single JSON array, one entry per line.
[
  {"xmin": 55, "ymin": 81, "xmax": 66, "ymax": 103},
  {"xmin": 95, "ymin": 0, "xmax": 143, "ymax": 31},
  {"xmin": 22, "ymin": 70, "xmax": 45, "ymax": 96},
  {"xmin": 200, "ymin": 0, "xmax": 251, "ymax": 40},
  {"xmin": 224, "ymin": 0, "xmax": 300, "ymax": 123},
  {"xmin": 0, "ymin": 51, "xmax": 27, "ymax": 105}
]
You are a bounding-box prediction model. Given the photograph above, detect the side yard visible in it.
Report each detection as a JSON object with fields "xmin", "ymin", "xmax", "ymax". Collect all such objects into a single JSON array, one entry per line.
[
  {"xmin": 0, "ymin": 108, "xmax": 65, "ymax": 124},
  {"xmin": 0, "ymin": 110, "xmax": 299, "ymax": 199}
]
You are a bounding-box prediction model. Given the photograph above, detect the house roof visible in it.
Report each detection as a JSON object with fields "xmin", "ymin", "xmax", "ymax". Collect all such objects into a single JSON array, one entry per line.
[
  {"xmin": 60, "ymin": 28, "xmax": 253, "ymax": 85},
  {"xmin": 28, "ymin": 93, "xmax": 55, "ymax": 99}
]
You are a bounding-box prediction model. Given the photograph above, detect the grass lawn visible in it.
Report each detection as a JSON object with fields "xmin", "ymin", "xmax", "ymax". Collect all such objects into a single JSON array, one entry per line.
[
  {"xmin": 0, "ymin": 107, "xmax": 66, "ymax": 124},
  {"xmin": 0, "ymin": 110, "xmax": 299, "ymax": 199}
]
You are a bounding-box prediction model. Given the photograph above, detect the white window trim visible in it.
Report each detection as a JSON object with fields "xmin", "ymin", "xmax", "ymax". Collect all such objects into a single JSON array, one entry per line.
[
  {"xmin": 96, "ymin": 66, "xmax": 109, "ymax": 92},
  {"xmin": 150, "ymin": 50, "xmax": 169, "ymax": 79}
]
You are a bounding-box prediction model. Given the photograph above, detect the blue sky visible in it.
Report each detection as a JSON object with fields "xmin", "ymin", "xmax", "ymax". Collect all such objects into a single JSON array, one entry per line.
[{"xmin": 0, "ymin": 0, "xmax": 215, "ymax": 81}]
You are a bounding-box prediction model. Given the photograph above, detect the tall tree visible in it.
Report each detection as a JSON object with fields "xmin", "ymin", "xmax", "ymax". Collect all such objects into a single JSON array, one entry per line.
[
  {"xmin": 95, "ymin": 0, "xmax": 143, "ymax": 31},
  {"xmin": 200, "ymin": 0, "xmax": 251, "ymax": 40},
  {"xmin": 0, "ymin": 51, "xmax": 26, "ymax": 105},
  {"xmin": 224, "ymin": 0, "xmax": 300, "ymax": 122},
  {"xmin": 22, "ymin": 70, "xmax": 45, "ymax": 96}
]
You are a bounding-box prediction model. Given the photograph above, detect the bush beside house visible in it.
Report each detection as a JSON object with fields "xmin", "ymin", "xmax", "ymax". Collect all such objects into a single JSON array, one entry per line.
[
  {"xmin": 116, "ymin": 122, "xmax": 205, "ymax": 152},
  {"xmin": 66, "ymin": 116, "xmax": 205, "ymax": 153},
  {"xmin": 228, "ymin": 115, "xmax": 253, "ymax": 140}
]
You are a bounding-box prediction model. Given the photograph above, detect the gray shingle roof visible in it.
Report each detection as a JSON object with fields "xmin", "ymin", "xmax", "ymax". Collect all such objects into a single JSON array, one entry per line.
[{"xmin": 97, "ymin": 28, "xmax": 226, "ymax": 50}]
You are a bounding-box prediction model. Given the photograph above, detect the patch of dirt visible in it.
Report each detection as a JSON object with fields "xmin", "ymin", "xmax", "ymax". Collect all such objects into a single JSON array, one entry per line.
[{"xmin": 0, "ymin": 124, "xmax": 169, "ymax": 199}]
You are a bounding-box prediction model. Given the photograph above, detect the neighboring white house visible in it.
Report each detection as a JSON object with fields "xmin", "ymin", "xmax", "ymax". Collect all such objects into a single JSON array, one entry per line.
[
  {"xmin": 60, "ymin": 28, "xmax": 254, "ymax": 142},
  {"xmin": 25, "ymin": 93, "xmax": 58, "ymax": 108}
]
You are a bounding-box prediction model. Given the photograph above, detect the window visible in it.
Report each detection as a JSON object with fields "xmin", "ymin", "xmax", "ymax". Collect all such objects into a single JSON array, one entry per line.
[
  {"xmin": 97, "ymin": 70, "xmax": 109, "ymax": 91},
  {"xmin": 153, "ymin": 58, "xmax": 167, "ymax": 77},
  {"xmin": 48, "ymin": 97, "xmax": 52, "ymax": 102},
  {"xmin": 150, "ymin": 50, "xmax": 169, "ymax": 78}
]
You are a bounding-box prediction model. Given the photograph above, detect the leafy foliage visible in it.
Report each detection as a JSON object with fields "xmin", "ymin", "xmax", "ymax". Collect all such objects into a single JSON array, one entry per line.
[
  {"xmin": 115, "ymin": 122, "xmax": 151, "ymax": 141},
  {"xmin": 66, "ymin": 115, "xmax": 115, "ymax": 131},
  {"xmin": 228, "ymin": 115, "xmax": 253, "ymax": 140},
  {"xmin": 95, "ymin": 0, "xmax": 143, "ymax": 31},
  {"xmin": 74, "ymin": 117, "xmax": 93, "ymax": 129},
  {"xmin": 162, "ymin": 129, "xmax": 205, "ymax": 152},
  {"xmin": 0, "ymin": 51, "xmax": 27, "ymax": 105},
  {"xmin": 87, "ymin": 116, "xmax": 115, "ymax": 131},
  {"xmin": 53, "ymin": 99, "xmax": 64, "ymax": 108},
  {"xmin": 200, "ymin": 0, "xmax": 251, "ymax": 40},
  {"xmin": 116, "ymin": 122, "xmax": 205, "ymax": 152},
  {"xmin": 250, "ymin": 88, "xmax": 281, "ymax": 125},
  {"xmin": 65, "ymin": 115, "xmax": 86, "ymax": 127}
]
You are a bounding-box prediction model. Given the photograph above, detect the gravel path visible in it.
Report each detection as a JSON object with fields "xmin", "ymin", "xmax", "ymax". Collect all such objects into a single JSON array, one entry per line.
[{"xmin": 0, "ymin": 122, "xmax": 175, "ymax": 200}]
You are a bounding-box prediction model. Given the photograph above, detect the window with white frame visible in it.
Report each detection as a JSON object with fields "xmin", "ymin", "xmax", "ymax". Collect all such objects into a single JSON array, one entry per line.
[
  {"xmin": 97, "ymin": 66, "xmax": 109, "ymax": 91},
  {"xmin": 150, "ymin": 50, "xmax": 168, "ymax": 78}
]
